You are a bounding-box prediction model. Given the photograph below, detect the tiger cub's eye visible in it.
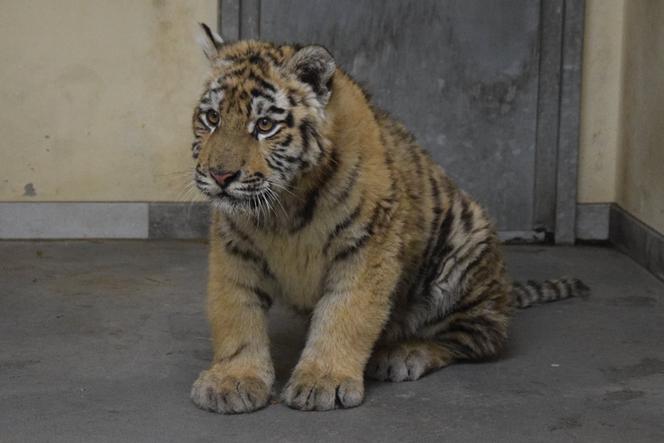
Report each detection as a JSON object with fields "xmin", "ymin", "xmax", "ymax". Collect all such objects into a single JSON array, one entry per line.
[
  {"xmin": 256, "ymin": 117, "xmax": 275, "ymax": 133},
  {"xmin": 205, "ymin": 109, "xmax": 220, "ymax": 126}
]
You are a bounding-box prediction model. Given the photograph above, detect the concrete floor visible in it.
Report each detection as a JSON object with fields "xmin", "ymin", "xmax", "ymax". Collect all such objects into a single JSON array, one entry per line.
[{"xmin": 1, "ymin": 241, "xmax": 663, "ymax": 443}]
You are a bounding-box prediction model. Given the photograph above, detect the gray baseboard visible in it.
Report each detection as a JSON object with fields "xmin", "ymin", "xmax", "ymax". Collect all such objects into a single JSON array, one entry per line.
[
  {"xmin": 0, "ymin": 203, "xmax": 149, "ymax": 239},
  {"xmin": 576, "ymin": 203, "xmax": 611, "ymax": 241},
  {"xmin": 0, "ymin": 202, "xmax": 550, "ymax": 242},
  {"xmin": 609, "ymin": 205, "xmax": 664, "ymax": 282},
  {"xmin": 0, "ymin": 202, "xmax": 209, "ymax": 240},
  {"xmin": 148, "ymin": 203, "xmax": 209, "ymax": 239}
]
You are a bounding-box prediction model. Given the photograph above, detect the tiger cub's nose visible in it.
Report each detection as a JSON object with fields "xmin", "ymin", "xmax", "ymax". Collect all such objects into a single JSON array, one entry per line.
[{"xmin": 210, "ymin": 170, "xmax": 239, "ymax": 188}]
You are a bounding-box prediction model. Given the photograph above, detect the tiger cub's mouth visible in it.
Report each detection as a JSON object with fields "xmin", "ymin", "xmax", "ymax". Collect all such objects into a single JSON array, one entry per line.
[
  {"xmin": 194, "ymin": 171, "xmax": 282, "ymax": 216},
  {"xmin": 212, "ymin": 188, "xmax": 283, "ymax": 217}
]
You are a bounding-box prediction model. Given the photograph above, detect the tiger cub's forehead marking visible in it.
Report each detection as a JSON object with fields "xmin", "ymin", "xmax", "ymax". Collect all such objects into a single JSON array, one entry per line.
[
  {"xmin": 250, "ymin": 85, "xmax": 289, "ymax": 116},
  {"xmin": 206, "ymin": 60, "xmax": 290, "ymax": 117},
  {"xmin": 199, "ymin": 78, "xmax": 224, "ymax": 111}
]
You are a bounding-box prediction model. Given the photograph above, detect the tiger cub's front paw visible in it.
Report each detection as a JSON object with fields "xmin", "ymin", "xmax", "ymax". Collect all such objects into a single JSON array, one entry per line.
[
  {"xmin": 281, "ymin": 370, "xmax": 364, "ymax": 411},
  {"xmin": 191, "ymin": 369, "xmax": 271, "ymax": 414}
]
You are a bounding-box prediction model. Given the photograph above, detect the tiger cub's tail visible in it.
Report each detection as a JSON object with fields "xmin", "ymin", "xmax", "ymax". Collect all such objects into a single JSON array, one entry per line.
[{"xmin": 512, "ymin": 277, "xmax": 590, "ymax": 309}]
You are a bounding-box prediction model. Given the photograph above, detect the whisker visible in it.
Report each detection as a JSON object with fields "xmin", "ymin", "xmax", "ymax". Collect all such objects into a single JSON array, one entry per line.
[
  {"xmin": 261, "ymin": 192, "xmax": 270, "ymax": 223},
  {"xmin": 263, "ymin": 192, "xmax": 275, "ymax": 217},
  {"xmin": 155, "ymin": 170, "xmax": 194, "ymax": 177},
  {"xmin": 174, "ymin": 181, "xmax": 196, "ymax": 203},
  {"xmin": 267, "ymin": 188, "xmax": 288, "ymax": 218},
  {"xmin": 252, "ymin": 193, "xmax": 262, "ymax": 227},
  {"xmin": 270, "ymin": 181, "xmax": 302, "ymax": 201}
]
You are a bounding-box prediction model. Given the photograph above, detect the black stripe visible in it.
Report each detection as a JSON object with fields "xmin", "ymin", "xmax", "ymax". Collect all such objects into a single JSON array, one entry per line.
[
  {"xmin": 514, "ymin": 286, "xmax": 528, "ymax": 307},
  {"xmin": 291, "ymin": 147, "xmax": 339, "ymax": 232},
  {"xmin": 408, "ymin": 174, "xmax": 445, "ymax": 300},
  {"xmin": 248, "ymin": 54, "xmax": 266, "ymax": 66},
  {"xmin": 265, "ymin": 51, "xmax": 280, "ymax": 65},
  {"xmin": 422, "ymin": 207, "xmax": 455, "ymax": 289},
  {"xmin": 440, "ymin": 236, "xmax": 492, "ymax": 281},
  {"xmin": 574, "ymin": 279, "xmax": 590, "ymax": 293},
  {"xmin": 365, "ymin": 199, "xmax": 389, "ymax": 236},
  {"xmin": 333, "ymin": 233, "xmax": 371, "ymax": 262},
  {"xmin": 323, "ymin": 201, "xmax": 363, "ymax": 253},
  {"xmin": 224, "ymin": 243, "xmax": 274, "ymax": 278},
  {"xmin": 272, "ymin": 152, "xmax": 301, "ymax": 164},
  {"xmin": 228, "ymin": 66, "xmax": 247, "ymax": 78},
  {"xmin": 251, "ymin": 88, "xmax": 274, "ymax": 102},
  {"xmin": 280, "ymin": 134, "xmax": 293, "ymax": 147},
  {"xmin": 251, "ymin": 287, "xmax": 273, "ymax": 309},
  {"xmin": 450, "ymin": 278, "xmax": 502, "ymax": 316},
  {"xmin": 458, "ymin": 316, "xmax": 501, "ymax": 340},
  {"xmin": 225, "ymin": 242, "xmax": 262, "ymax": 265},
  {"xmin": 454, "ymin": 241, "xmax": 492, "ymax": 286},
  {"xmin": 442, "ymin": 319, "xmax": 481, "ymax": 337},
  {"xmin": 310, "ymin": 126, "xmax": 325, "ymax": 162},
  {"xmin": 527, "ymin": 280, "xmax": 542, "ymax": 294},
  {"xmin": 249, "ymin": 73, "xmax": 276, "ymax": 93},
  {"xmin": 285, "ymin": 112, "xmax": 294, "ymax": 128},
  {"xmin": 410, "ymin": 146, "xmax": 424, "ymax": 176},
  {"xmin": 438, "ymin": 335, "xmax": 477, "ymax": 359},
  {"xmin": 546, "ymin": 280, "xmax": 562, "ymax": 300},
  {"xmin": 384, "ymin": 147, "xmax": 394, "ymax": 166},
  {"xmin": 226, "ymin": 219, "xmax": 256, "ymax": 246},
  {"xmin": 299, "ymin": 119, "xmax": 314, "ymax": 154},
  {"xmin": 526, "ymin": 280, "xmax": 543, "ymax": 303},
  {"xmin": 216, "ymin": 343, "xmax": 247, "ymax": 363},
  {"xmin": 449, "ymin": 295, "xmax": 487, "ymax": 318},
  {"xmin": 265, "ymin": 156, "xmax": 286, "ymax": 173},
  {"xmin": 268, "ymin": 105, "xmax": 286, "ymax": 115},
  {"xmin": 460, "ymin": 198, "xmax": 474, "ymax": 233},
  {"xmin": 223, "ymin": 242, "xmax": 274, "ymax": 280},
  {"xmin": 236, "ymin": 282, "xmax": 274, "ymax": 310},
  {"xmin": 333, "ymin": 157, "xmax": 361, "ymax": 206},
  {"xmin": 330, "ymin": 199, "xmax": 389, "ymax": 262},
  {"xmin": 223, "ymin": 54, "xmax": 242, "ymax": 63}
]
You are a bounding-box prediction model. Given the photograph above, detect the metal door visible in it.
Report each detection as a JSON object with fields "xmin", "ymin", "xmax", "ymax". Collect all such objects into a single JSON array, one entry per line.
[{"xmin": 218, "ymin": 0, "xmax": 583, "ymax": 242}]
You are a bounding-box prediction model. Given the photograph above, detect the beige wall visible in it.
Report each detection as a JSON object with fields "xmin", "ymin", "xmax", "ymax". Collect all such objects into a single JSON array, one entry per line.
[
  {"xmin": 0, "ymin": 0, "xmax": 216, "ymax": 202},
  {"xmin": 578, "ymin": 0, "xmax": 625, "ymax": 204},
  {"xmin": 579, "ymin": 0, "xmax": 664, "ymax": 234},
  {"xmin": 616, "ymin": 1, "xmax": 664, "ymax": 233},
  {"xmin": 2, "ymin": 1, "xmax": 662, "ymax": 233}
]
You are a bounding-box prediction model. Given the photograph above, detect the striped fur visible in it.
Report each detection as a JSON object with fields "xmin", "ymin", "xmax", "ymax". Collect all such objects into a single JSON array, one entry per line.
[
  {"xmin": 188, "ymin": 26, "xmax": 589, "ymax": 414},
  {"xmin": 512, "ymin": 277, "xmax": 589, "ymax": 309}
]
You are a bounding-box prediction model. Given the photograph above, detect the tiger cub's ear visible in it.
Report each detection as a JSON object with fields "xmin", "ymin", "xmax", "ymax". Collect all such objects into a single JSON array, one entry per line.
[
  {"xmin": 197, "ymin": 22, "xmax": 225, "ymax": 62},
  {"xmin": 286, "ymin": 46, "xmax": 336, "ymax": 105}
]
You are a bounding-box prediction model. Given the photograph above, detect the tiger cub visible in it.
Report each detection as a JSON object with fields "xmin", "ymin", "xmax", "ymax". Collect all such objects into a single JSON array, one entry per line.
[{"xmin": 189, "ymin": 24, "xmax": 588, "ymax": 413}]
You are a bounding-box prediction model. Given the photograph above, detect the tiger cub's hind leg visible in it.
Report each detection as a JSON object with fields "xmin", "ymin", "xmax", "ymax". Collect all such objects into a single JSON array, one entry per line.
[
  {"xmin": 366, "ymin": 339, "xmax": 454, "ymax": 382},
  {"xmin": 366, "ymin": 314, "xmax": 508, "ymax": 383},
  {"xmin": 367, "ymin": 283, "xmax": 512, "ymax": 382}
]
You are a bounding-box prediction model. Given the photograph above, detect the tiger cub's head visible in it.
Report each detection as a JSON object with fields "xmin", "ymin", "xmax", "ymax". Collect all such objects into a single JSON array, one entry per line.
[{"xmin": 191, "ymin": 23, "xmax": 335, "ymax": 215}]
